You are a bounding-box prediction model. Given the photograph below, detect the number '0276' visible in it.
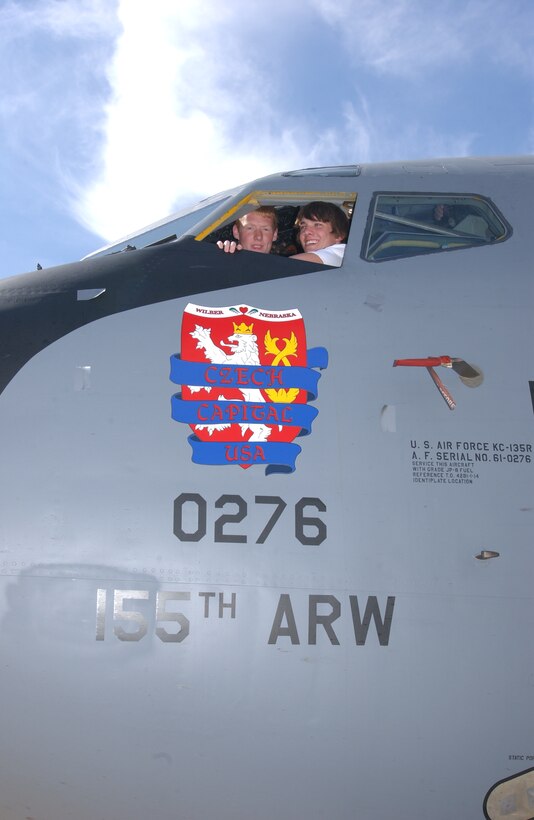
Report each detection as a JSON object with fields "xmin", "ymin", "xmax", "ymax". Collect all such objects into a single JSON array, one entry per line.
[{"xmin": 173, "ymin": 494, "xmax": 327, "ymax": 546}]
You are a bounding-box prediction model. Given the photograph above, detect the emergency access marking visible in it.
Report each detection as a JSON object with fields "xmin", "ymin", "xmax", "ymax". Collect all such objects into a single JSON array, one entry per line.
[{"xmin": 409, "ymin": 439, "xmax": 532, "ymax": 484}]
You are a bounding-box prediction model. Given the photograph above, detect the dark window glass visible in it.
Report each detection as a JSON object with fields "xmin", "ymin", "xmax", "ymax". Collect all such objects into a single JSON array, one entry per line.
[{"xmin": 362, "ymin": 194, "xmax": 510, "ymax": 262}]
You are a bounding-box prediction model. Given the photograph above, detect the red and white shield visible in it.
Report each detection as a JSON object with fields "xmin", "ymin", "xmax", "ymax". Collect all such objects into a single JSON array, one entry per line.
[{"xmin": 180, "ymin": 303, "xmax": 308, "ymax": 452}]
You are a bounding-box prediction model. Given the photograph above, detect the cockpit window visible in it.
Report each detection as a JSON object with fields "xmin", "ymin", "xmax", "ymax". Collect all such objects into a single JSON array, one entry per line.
[
  {"xmin": 196, "ymin": 191, "xmax": 356, "ymax": 261},
  {"xmin": 362, "ymin": 193, "xmax": 511, "ymax": 262},
  {"xmin": 83, "ymin": 191, "xmax": 236, "ymax": 259}
]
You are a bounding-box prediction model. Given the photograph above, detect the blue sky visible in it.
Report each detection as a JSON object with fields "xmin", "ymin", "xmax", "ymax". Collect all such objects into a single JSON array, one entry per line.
[{"xmin": 1, "ymin": 0, "xmax": 533, "ymax": 279}]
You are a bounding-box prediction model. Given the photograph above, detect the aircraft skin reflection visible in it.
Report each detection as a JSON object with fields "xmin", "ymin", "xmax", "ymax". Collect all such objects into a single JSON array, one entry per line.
[{"xmin": 0, "ymin": 156, "xmax": 532, "ymax": 820}]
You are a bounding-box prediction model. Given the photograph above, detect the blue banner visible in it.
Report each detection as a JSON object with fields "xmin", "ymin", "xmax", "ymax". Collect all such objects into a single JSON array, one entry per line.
[
  {"xmin": 307, "ymin": 347, "xmax": 329, "ymax": 370},
  {"xmin": 187, "ymin": 436, "xmax": 301, "ymax": 474},
  {"xmin": 169, "ymin": 346, "xmax": 328, "ymax": 398},
  {"xmin": 171, "ymin": 395, "xmax": 318, "ymax": 433},
  {"xmin": 169, "ymin": 345, "xmax": 328, "ymax": 474}
]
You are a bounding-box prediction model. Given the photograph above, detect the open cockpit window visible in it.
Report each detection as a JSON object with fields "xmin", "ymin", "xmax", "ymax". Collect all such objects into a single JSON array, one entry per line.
[
  {"xmin": 196, "ymin": 190, "xmax": 356, "ymax": 263},
  {"xmin": 362, "ymin": 193, "xmax": 511, "ymax": 262}
]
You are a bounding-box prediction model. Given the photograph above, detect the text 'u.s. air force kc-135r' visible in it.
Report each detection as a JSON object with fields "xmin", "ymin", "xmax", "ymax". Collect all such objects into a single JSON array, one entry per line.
[{"xmin": 0, "ymin": 156, "xmax": 533, "ymax": 820}]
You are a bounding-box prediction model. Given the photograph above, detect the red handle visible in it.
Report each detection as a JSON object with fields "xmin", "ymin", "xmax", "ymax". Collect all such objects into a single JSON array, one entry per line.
[{"xmin": 393, "ymin": 356, "xmax": 452, "ymax": 368}]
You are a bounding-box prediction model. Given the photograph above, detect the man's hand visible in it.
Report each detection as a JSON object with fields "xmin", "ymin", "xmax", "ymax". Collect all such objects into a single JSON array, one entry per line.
[{"xmin": 216, "ymin": 240, "xmax": 242, "ymax": 253}]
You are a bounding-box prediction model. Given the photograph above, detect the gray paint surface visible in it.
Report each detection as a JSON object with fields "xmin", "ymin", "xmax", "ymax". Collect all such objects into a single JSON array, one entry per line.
[{"xmin": 0, "ymin": 157, "xmax": 533, "ymax": 820}]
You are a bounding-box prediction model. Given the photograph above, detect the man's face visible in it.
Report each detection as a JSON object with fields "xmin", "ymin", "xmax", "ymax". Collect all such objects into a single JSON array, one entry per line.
[
  {"xmin": 233, "ymin": 212, "xmax": 277, "ymax": 253},
  {"xmin": 298, "ymin": 217, "xmax": 343, "ymax": 253}
]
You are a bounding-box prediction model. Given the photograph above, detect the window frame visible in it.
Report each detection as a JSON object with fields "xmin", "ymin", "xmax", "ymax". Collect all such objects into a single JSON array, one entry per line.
[
  {"xmin": 195, "ymin": 190, "xmax": 356, "ymax": 263},
  {"xmin": 361, "ymin": 191, "xmax": 512, "ymax": 263}
]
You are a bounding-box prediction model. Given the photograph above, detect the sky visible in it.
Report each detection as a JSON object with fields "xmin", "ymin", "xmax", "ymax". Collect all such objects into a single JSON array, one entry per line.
[{"xmin": 0, "ymin": 0, "xmax": 533, "ymax": 279}]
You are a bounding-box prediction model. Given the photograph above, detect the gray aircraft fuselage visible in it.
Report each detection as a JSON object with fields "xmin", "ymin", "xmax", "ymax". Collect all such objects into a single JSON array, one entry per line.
[{"xmin": 0, "ymin": 156, "xmax": 533, "ymax": 820}]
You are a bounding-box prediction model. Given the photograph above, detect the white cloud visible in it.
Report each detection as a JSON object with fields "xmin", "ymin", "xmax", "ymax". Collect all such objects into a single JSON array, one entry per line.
[
  {"xmin": 74, "ymin": 1, "xmax": 301, "ymax": 238},
  {"xmin": 311, "ymin": 0, "xmax": 534, "ymax": 79},
  {"xmin": 0, "ymin": 0, "xmax": 117, "ymax": 36},
  {"xmin": 0, "ymin": 0, "xmax": 118, "ymax": 212},
  {"xmin": 2, "ymin": 0, "xmax": 524, "ymax": 248},
  {"xmin": 309, "ymin": 100, "xmax": 475, "ymax": 168},
  {"xmin": 74, "ymin": 0, "xmax": 503, "ymax": 242},
  {"xmin": 311, "ymin": 0, "xmax": 466, "ymax": 76}
]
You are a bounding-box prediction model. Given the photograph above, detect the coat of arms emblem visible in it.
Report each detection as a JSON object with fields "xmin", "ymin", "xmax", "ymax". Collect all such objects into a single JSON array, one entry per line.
[{"xmin": 170, "ymin": 304, "xmax": 328, "ymax": 473}]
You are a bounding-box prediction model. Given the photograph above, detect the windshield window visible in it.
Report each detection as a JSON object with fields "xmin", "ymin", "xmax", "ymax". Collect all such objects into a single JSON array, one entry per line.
[
  {"xmin": 83, "ymin": 191, "xmax": 235, "ymax": 259},
  {"xmin": 362, "ymin": 193, "xmax": 510, "ymax": 262},
  {"xmin": 197, "ymin": 191, "xmax": 356, "ymax": 261}
]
